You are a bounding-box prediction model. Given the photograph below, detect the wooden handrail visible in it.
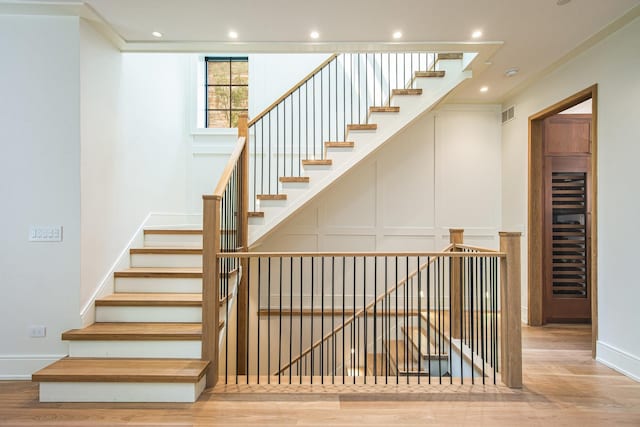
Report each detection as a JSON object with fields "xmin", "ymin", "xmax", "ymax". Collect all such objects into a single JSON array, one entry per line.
[
  {"xmin": 247, "ymin": 54, "xmax": 339, "ymax": 127},
  {"xmin": 213, "ymin": 136, "xmax": 247, "ymax": 197},
  {"xmin": 276, "ymin": 244, "xmax": 455, "ymax": 374},
  {"xmin": 218, "ymin": 250, "xmax": 505, "ymax": 258}
]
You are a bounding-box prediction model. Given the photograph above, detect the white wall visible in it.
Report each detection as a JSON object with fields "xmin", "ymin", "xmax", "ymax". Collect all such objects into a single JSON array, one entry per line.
[
  {"xmin": 0, "ymin": 16, "xmax": 82, "ymax": 378},
  {"xmin": 80, "ymin": 42, "xmax": 192, "ymax": 318},
  {"xmin": 502, "ymin": 16, "xmax": 640, "ymax": 380},
  {"xmin": 258, "ymin": 105, "xmax": 502, "ymax": 253},
  {"xmin": 249, "ymin": 54, "xmax": 331, "ymax": 117}
]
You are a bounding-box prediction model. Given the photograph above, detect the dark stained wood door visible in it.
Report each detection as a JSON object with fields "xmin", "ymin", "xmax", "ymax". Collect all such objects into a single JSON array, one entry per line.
[{"xmin": 543, "ymin": 115, "xmax": 592, "ymax": 323}]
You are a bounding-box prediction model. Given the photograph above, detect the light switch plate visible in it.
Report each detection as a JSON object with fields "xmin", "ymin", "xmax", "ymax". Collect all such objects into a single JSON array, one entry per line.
[{"xmin": 29, "ymin": 226, "xmax": 63, "ymax": 242}]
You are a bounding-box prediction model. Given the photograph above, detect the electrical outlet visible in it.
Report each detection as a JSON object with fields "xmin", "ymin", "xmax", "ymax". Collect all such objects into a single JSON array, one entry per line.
[
  {"xmin": 29, "ymin": 326, "xmax": 47, "ymax": 338},
  {"xmin": 29, "ymin": 226, "xmax": 63, "ymax": 242}
]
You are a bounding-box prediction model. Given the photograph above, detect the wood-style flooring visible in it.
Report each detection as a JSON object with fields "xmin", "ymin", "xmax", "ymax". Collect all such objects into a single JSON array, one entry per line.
[{"xmin": 1, "ymin": 324, "xmax": 639, "ymax": 426}]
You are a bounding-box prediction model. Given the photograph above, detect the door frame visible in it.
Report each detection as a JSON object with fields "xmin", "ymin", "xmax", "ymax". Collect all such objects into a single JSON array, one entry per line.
[{"xmin": 528, "ymin": 84, "xmax": 598, "ymax": 355}]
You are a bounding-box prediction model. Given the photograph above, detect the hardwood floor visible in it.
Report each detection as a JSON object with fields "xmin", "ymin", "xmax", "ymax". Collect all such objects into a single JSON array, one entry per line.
[{"xmin": 2, "ymin": 325, "xmax": 639, "ymax": 426}]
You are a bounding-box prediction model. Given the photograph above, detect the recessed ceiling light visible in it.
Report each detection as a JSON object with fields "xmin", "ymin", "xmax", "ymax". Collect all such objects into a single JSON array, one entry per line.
[
  {"xmin": 310, "ymin": 31, "xmax": 319, "ymax": 39},
  {"xmin": 151, "ymin": 31, "xmax": 163, "ymax": 38},
  {"xmin": 505, "ymin": 67, "xmax": 519, "ymax": 77},
  {"xmin": 557, "ymin": 0, "xmax": 571, "ymax": 5},
  {"xmin": 393, "ymin": 31, "xmax": 402, "ymax": 39},
  {"xmin": 480, "ymin": 86, "xmax": 489, "ymax": 93},
  {"xmin": 228, "ymin": 30, "xmax": 238, "ymax": 39},
  {"xmin": 471, "ymin": 30, "xmax": 483, "ymax": 39}
]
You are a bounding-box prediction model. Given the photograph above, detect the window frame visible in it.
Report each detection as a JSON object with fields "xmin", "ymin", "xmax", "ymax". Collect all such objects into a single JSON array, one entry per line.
[{"xmin": 204, "ymin": 56, "xmax": 248, "ymax": 128}]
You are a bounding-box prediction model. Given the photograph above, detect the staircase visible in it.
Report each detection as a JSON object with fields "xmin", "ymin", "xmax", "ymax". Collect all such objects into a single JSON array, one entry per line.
[
  {"xmin": 30, "ymin": 52, "xmax": 503, "ymax": 402},
  {"xmin": 247, "ymin": 52, "xmax": 472, "ymax": 245},
  {"xmin": 32, "ymin": 228, "xmax": 227, "ymax": 402}
]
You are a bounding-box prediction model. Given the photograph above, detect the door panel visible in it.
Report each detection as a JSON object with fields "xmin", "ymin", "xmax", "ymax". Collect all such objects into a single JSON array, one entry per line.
[{"xmin": 543, "ymin": 115, "xmax": 591, "ymax": 155}]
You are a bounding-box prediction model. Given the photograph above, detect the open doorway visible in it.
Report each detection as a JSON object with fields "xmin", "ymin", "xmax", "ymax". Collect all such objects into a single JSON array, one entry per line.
[{"xmin": 528, "ymin": 85, "xmax": 598, "ymax": 355}]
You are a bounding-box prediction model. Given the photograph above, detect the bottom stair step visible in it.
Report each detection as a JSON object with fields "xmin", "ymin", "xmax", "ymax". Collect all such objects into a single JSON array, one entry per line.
[{"xmin": 32, "ymin": 358, "xmax": 209, "ymax": 402}]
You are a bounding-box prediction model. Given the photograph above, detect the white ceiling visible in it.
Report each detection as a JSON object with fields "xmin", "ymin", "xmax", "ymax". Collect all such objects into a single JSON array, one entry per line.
[{"xmin": 4, "ymin": 0, "xmax": 640, "ymax": 102}]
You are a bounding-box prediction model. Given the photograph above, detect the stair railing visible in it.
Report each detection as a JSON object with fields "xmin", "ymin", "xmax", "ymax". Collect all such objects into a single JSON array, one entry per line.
[
  {"xmin": 275, "ymin": 243, "xmax": 454, "ymax": 377},
  {"xmin": 247, "ymin": 52, "xmax": 437, "ymax": 211},
  {"xmin": 217, "ymin": 230, "xmax": 522, "ymax": 388},
  {"xmin": 202, "ymin": 113, "xmax": 250, "ymax": 388}
]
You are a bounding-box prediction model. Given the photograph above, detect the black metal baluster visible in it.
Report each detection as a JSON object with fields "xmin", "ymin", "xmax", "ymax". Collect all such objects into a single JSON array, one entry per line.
[
  {"xmin": 363, "ymin": 257, "xmax": 367, "ymax": 383},
  {"xmin": 267, "ymin": 112, "xmax": 271, "ymax": 195},
  {"xmin": 332, "ymin": 256, "xmax": 336, "ymax": 384},
  {"xmin": 342, "ymin": 256, "xmax": 346, "ymax": 384},
  {"xmin": 426, "ymin": 257, "xmax": 431, "ymax": 385},
  {"xmin": 373, "ymin": 256, "xmax": 377, "ymax": 383},
  {"xmin": 300, "ymin": 256, "xmax": 303, "ymax": 385},
  {"xmin": 310, "ymin": 256, "xmax": 314, "ymax": 383},
  {"xmin": 417, "ymin": 256, "xmax": 422, "ymax": 383},
  {"xmin": 289, "ymin": 257, "xmax": 293, "ymax": 384},
  {"xmin": 352, "ymin": 256, "xmax": 356, "ymax": 384},
  {"xmin": 267, "ymin": 257, "xmax": 271, "ymax": 384},
  {"xmin": 278, "ymin": 257, "xmax": 282, "ymax": 383},
  {"xmin": 257, "ymin": 258, "xmax": 261, "ymax": 384},
  {"xmin": 246, "ymin": 255, "xmax": 250, "ymax": 384},
  {"xmin": 321, "ymin": 257, "xmax": 325, "ymax": 384},
  {"xmin": 395, "ymin": 256, "xmax": 399, "ymax": 384}
]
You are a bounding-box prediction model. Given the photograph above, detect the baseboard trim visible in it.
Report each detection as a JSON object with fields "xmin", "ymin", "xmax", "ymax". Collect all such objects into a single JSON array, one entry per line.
[
  {"xmin": 596, "ymin": 340, "xmax": 640, "ymax": 382},
  {"xmin": 0, "ymin": 354, "xmax": 66, "ymax": 380}
]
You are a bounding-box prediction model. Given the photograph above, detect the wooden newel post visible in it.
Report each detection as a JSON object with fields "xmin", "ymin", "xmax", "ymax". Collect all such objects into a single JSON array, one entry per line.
[
  {"xmin": 236, "ymin": 112, "xmax": 249, "ymax": 374},
  {"xmin": 202, "ymin": 195, "xmax": 221, "ymax": 388},
  {"xmin": 449, "ymin": 229, "xmax": 464, "ymax": 339},
  {"xmin": 499, "ymin": 231, "xmax": 523, "ymax": 388}
]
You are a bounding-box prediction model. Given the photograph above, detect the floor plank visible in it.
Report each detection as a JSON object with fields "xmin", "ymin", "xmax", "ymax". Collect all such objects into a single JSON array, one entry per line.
[{"xmin": 3, "ymin": 325, "xmax": 640, "ymax": 425}]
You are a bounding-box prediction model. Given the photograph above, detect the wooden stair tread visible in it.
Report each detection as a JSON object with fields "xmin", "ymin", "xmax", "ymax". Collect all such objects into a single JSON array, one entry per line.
[
  {"xmin": 144, "ymin": 229, "xmax": 202, "ymax": 235},
  {"xmin": 414, "ymin": 71, "xmax": 445, "ymax": 78},
  {"xmin": 325, "ymin": 141, "xmax": 355, "ymax": 148},
  {"xmin": 403, "ymin": 326, "xmax": 448, "ymax": 358},
  {"xmin": 95, "ymin": 293, "xmax": 202, "ymax": 307},
  {"xmin": 279, "ymin": 176, "xmax": 310, "ymax": 183},
  {"xmin": 248, "ymin": 211, "xmax": 265, "ymax": 218},
  {"xmin": 392, "ymin": 89, "xmax": 423, "ymax": 95},
  {"xmin": 32, "ymin": 358, "xmax": 210, "ymax": 383},
  {"xmin": 347, "ymin": 124, "xmax": 377, "ymax": 131},
  {"xmin": 369, "ymin": 106, "xmax": 400, "ymax": 113},
  {"xmin": 130, "ymin": 247, "xmax": 202, "ymax": 255},
  {"xmin": 437, "ymin": 52, "xmax": 463, "ymax": 60},
  {"xmin": 302, "ymin": 159, "xmax": 332, "ymax": 166},
  {"xmin": 114, "ymin": 267, "xmax": 202, "ymax": 278},
  {"xmin": 62, "ymin": 322, "xmax": 203, "ymax": 341},
  {"xmin": 256, "ymin": 194, "xmax": 287, "ymax": 200}
]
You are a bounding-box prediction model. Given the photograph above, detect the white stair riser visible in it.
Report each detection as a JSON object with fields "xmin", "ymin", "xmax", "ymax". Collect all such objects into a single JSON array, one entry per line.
[
  {"xmin": 68, "ymin": 340, "xmax": 201, "ymax": 359},
  {"xmin": 130, "ymin": 253, "xmax": 201, "ymax": 268},
  {"xmin": 280, "ymin": 181, "xmax": 310, "ymax": 192},
  {"xmin": 144, "ymin": 234, "xmax": 202, "ymax": 248},
  {"xmin": 326, "ymin": 147, "xmax": 356, "ymax": 166},
  {"xmin": 95, "ymin": 306, "xmax": 202, "ymax": 323},
  {"xmin": 368, "ymin": 113, "xmax": 400, "ymax": 129},
  {"xmin": 115, "ymin": 277, "xmax": 202, "ymax": 293},
  {"xmin": 256, "ymin": 198, "xmax": 287, "ymax": 209},
  {"xmin": 390, "ymin": 94, "xmax": 423, "ymax": 111},
  {"xmin": 301, "ymin": 165, "xmax": 333, "ymax": 182},
  {"xmin": 39, "ymin": 378, "xmax": 206, "ymax": 403},
  {"xmin": 248, "ymin": 216, "xmax": 265, "ymax": 226}
]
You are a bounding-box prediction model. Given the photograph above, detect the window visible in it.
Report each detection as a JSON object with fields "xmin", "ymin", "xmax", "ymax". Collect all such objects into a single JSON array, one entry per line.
[{"xmin": 205, "ymin": 57, "xmax": 248, "ymax": 128}]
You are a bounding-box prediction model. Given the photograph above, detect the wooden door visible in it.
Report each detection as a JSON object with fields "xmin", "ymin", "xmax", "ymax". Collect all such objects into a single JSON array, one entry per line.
[{"xmin": 543, "ymin": 115, "xmax": 592, "ymax": 323}]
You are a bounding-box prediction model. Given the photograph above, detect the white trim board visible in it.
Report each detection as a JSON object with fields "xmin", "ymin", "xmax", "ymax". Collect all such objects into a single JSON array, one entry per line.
[
  {"xmin": 0, "ymin": 354, "xmax": 66, "ymax": 380},
  {"xmin": 596, "ymin": 341, "xmax": 640, "ymax": 383}
]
